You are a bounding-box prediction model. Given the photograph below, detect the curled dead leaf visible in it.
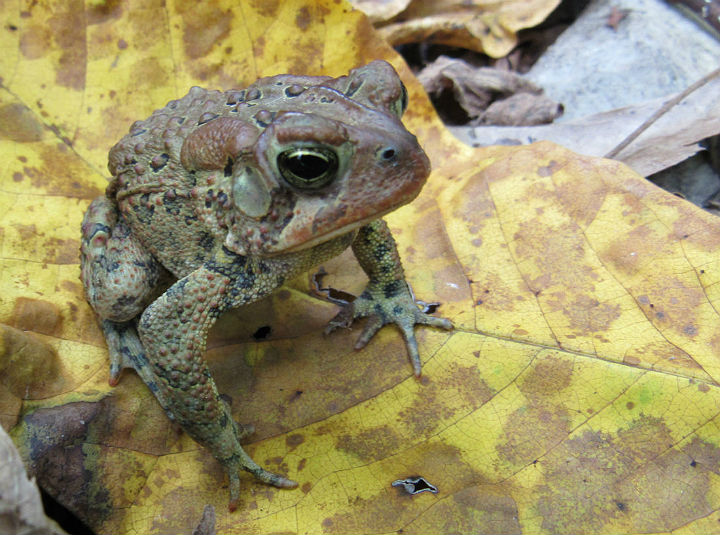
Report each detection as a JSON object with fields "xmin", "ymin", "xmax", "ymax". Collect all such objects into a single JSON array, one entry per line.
[
  {"xmin": 0, "ymin": 424, "xmax": 67, "ymax": 535},
  {"xmin": 418, "ymin": 56, "xmax": 561, "ymax": 125},
  {"xmin": 355, "ymin": 0, "xmax": 561, "ymax": 57},
  {"xmin": 458, "ymin": 71, "xmax": 720, "ymax": 176},
  {"xmin": 350, "ymin": 0, "xmax": 411, "ymax": 23},
  {"xmin": 191, "ymin": 505, "xmax": 216, "ymax": 535}
]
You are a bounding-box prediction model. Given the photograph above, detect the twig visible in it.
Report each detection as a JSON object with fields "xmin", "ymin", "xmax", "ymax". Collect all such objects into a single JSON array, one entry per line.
[{"xmin": 604, "ymin": 67, "xmax": 720, "ymax": 159}]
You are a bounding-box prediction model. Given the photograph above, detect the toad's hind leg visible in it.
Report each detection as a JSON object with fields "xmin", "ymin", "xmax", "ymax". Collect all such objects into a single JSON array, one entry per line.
[
  {"xmin": 99, "ymin": 319, "xmax": 171, "ymax": 406},
  {"xmin": 81, "ymin": 196, "xmax": 167, "ymax": 384},
  {"xmin": 137, "ymin": 247, "xmax": 304, "ymax": 510}
]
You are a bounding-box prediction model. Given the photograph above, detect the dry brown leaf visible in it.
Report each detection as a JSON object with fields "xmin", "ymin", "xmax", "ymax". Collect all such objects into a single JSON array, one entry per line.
[
  {"xmin": 349, "ymin": 0, "xmax": 412, "ymax": 23},
  {"xmin": 481, "ymin": 91, "xmax": 562, "ymax": 125},
  {"xmin": 362, "ymin": 0, "xmax": 561, "ymax": 57},
  {"xmin": 191, "ymin": 505, "xmax": 216, "ymax": 535},
  {"xmin": 456, "ymin": 73, "xmax": 720, "ymax": 176},
  {"xmin": 418, "ymin": 56, "xmax": 561, "ymax": 125},
  {"xmin": 3, "ymin": 1, "xmax": 720, "ymax": 534}
]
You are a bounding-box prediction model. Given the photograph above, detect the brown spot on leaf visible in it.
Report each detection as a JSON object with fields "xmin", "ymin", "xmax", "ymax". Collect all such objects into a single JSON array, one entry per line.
[
  {"xmin": 454, "ymin": 170, "xmax": 495, "ymax": 230},
  {"xmin": 413, "ymin": 208, "xmax": 452, "ymax": 260},
  {"xmin": 262, "ymin": 455, "xmax": 290, "ymax": 478},
  {"xmin": 0, "ymin": 103, "xmax": 45, "ymax": 142},
  {"xmin": 19, "ymin": 24, "xmax": 53, "ymax": 59},
  {"xmin": 86, "ymin": 0, "xmax": 123, "ymax": 24},
  {"xmin": 11, "ymin": 297, "xmax": 63, "ymax": 337},
  {"xmin": 537, "ymin": 160, "xmax": 560, "ymax": 177},
  {"xmin": 683, "ymin": 436, "xmax": 720, "ymax": 476},
  {"xmin": 295, "ymin": 6, "xmax": 311, "ymax": 30},
  {"xmin": 470, "ymin": 273, "xmax": 522, "ymax": 313},
  {"xmin": 45, "ymin": 237, "xmax": 81, "ymax": 265},
  {"xmin": 247, "ymin": 0, "xmax": 281, "ymax": 18},
  {"xmin": 671, "ymin": 204, "xmax": 720, "ymax": 251},
  {"xmin": 0, "ymin": 324, "xmax": 65, "ymax": 398},
  {"xmin": 518, "ymin": 354, "xmax": 574, "ymax": 396},
  {"xmin": 48, "ymin": 4, "xmax": 87, "ymax": 90},
  {"xmin": 399, "ymin": 363, "xmax": 493, "ymax": 438},
  {"xmin": 61, "ymin": 279, "xmax": 81, "ymax": 293},
  {"xmin": 286, "ymin": 433, "xmax": 305, "ymax": 451},
  {"xmin": 131, "ymin": 57, "xmax": 171, "ymax": 90},
  {"xmin": 560, "ymin": 295, "xmax": 622, "ymax": 336},
  {"xmin": 150, "ymin": 487, "xmax": 207, "ymax": 534},
  {"xmin": 497, "ymin": 403, "xmax": 571, "ymax": 465},
  {"xmin": 283, "ymin": 41, "xmax": 324, "ymax": 80},
  {"xmin": 13, "ymin": 223, "xmax": 38, "ymax": 242},
  {"xmin": 336, "ymin": 425, "xmax": 403, "ymax": 463},
  {"xmin": 634, "ymin": 277, "xmax": 704, "ymax": 339},
  {"xmin": 552, "ymin": 172, "xmax": 607, "ymax": 228},
  {"xmin": 536, "ymin": 418, "xmax": 714, "ymax": 532},
  {"xmin": 515, "ymin": 219, "xmax": 597, "ymax": 298},
  {"xmin": 10, "ymin": 143, "xmax": 103, "ymax": 198},
  {"xmin": 407, "ymin": 487, "xmax": 521, "ymax": 534},
  {"xmin": 180, "ymin": 3, "xmax": 232, "ymax": 59},
  {"xmin": 627, "ymin": 340, "xmax": 699, "ymax": 373}
]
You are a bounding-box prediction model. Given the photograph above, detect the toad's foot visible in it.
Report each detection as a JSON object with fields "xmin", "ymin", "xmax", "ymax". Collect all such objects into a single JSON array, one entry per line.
[
  {"xmin": 225, "ymin": 447, "xmax": 298, "ymax": 511},
  {"xmin": 102, "ymin": 319, "xmax": 155, "ymax": 387},
  {"xmin": 326, "ymin": 281, "xmax": 453, "ymax": 376}
]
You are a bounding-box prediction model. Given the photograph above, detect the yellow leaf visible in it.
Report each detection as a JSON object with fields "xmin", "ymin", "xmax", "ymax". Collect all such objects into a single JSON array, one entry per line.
[{"xmin": 2, "ymin": 1, "xmax": 720, "ymax": 534}]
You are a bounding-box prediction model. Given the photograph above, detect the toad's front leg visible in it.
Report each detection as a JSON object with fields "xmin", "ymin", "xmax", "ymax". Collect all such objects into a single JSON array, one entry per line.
[
  {"xmin": 137, "ymin": 247, "xmax": 296, "ymax": 511},
  {"xmin": 326, "ymin": 219, "xmax": 453, "ymax": 376}
]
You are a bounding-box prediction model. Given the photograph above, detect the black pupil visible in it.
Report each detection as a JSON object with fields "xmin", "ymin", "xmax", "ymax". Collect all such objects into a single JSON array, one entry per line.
[{"xmin": 287, "ymin": 153, "xmax": 329, "ymax": 180}]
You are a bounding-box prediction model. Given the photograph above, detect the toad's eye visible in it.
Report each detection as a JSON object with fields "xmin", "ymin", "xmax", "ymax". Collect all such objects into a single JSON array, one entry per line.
[{"xmin": 277, "ymin": 147, "xmax": 338, "ymax": 189}]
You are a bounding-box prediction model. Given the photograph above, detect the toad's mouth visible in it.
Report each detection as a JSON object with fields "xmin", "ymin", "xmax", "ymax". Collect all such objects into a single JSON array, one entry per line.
[{"xmin": 274, "ymin": 203, "xmax": 401, "ymax": 256}]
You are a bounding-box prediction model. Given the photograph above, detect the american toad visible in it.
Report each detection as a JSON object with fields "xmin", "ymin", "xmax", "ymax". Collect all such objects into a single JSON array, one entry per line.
[{"xmin": 80, "ymin": 60, "xmax": 452, "ymax": 509}]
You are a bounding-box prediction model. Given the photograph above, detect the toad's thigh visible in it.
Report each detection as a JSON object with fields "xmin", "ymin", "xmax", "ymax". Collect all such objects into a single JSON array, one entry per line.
[{"xmin": 81, "ymin": 196, "xmax": 166, "ymax": 322}]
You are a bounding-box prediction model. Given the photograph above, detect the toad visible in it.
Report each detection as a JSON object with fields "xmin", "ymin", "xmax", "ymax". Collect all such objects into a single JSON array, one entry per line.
[{"xmin": 80, "ymin": 60, "xmax": 452, "ymax": 509}]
